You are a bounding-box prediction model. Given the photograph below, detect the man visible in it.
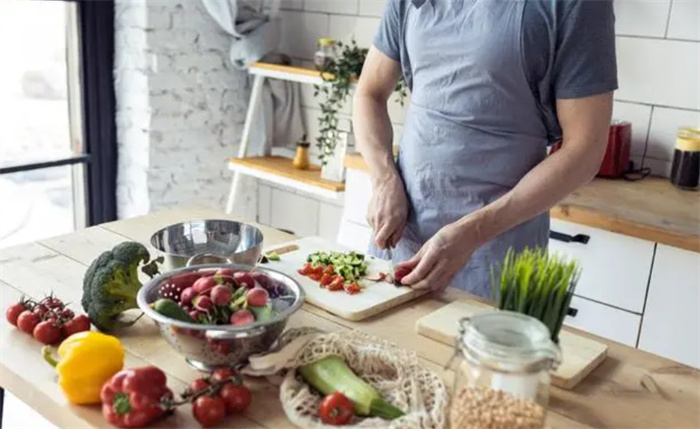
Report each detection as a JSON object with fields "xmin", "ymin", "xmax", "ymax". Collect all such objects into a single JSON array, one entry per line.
[{"xmin": 353, "ymin": 0, "xmax": 617, "ymax": 297}]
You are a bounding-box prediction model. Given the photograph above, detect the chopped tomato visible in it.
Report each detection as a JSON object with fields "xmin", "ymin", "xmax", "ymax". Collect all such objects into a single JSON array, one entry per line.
[
  {"xmin": 327, "ymin": 276, "xmax": 344, "ymax": 291},
  {"xmin": 298, "ymin": 263, "xmax": 314, "ymax": 276},
  {"xmin": 324, "ymin": 265, "xmax": 335, "ymax": 276},
  {"xmin": 308, "ymin": 271, "xmax": 323, "ymax": 281},
  {"xmin": 344, "ymin": 282, "xmax": 361, "ymax": 295},
  {"xmin": 319, "ymin": 273, "xmax": 333, "ymax": 288}
]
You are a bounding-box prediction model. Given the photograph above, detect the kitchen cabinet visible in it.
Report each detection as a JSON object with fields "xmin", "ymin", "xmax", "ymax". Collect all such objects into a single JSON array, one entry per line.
[
  {"xmin": 549, "ymin": 219, "xmax": 655, "ymax": 313},
  {"xmin": 638, "ymin": 244, "xmax": 700, "ymax": 368},
  {"xmin": 564, "ymin": 296, "xmax": 641, "ymax": 347}
]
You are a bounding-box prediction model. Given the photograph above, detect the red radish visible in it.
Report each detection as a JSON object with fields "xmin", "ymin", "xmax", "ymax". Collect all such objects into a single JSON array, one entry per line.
[
  {"xmin": 394, "ymin": 266, "xmax": 413, "ymax": 284},
  {"xmin": 233, "ymin": 272, "xmax": 255, "ymax": 289},
  {"xmin": 192, "ymin": 276, "xmax": 217, "ymax": 295},
  {"xmin": 180, "ymin": 287, "xmax": 197, "ymax": 305},
  {"xmin": 189, "ymin": 310, "xmax": 202, "ymax": 322},
  {"xmin": 210, "ymin": 285, "xmax": 232, "ymax": 306},
  {"xmin": 246, "ymin": 288, "xmax": 269, "ymax": 307},
  {"xmin": 216, "ymin": 268, "xmax": 236, "ymax": 277},
  {"xmin": 230, "ymin": 310, "xmax": 255, "ymax": 326},
  {"xmin": 251, "ymin": 271, "xmax": 270, "ymax": 289},
  {"xmin": 193, "ymin": 295, "xmax": 213, "ymax": 311}
]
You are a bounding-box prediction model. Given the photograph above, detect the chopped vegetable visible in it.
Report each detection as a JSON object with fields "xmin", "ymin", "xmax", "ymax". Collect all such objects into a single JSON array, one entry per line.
[
  {"xmin": 298, "ymin": 356, "xmax": 404, "ymax": 420},
  {"xmin": 43, "ymin": 331, "xmax": 125, "ymax": 405},
  {"xmin": 307, "ymin": 251, "xmax": 368, "ymax": 282},
  {"xmin": 81, "ymin": 242, "xmax": 162, "ymax": 332},
  {"xmin": 266, "ymin": 251, "xmax": 281, "ymax": 261}
]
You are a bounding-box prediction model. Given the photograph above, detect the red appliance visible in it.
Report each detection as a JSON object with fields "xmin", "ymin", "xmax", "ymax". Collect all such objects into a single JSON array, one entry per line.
[{"xmin": 549, "ymin": 121, "xmax": 632, "ymax": 178}]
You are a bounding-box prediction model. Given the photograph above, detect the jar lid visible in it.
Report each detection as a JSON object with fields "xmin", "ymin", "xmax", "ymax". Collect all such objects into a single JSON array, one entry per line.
[
  {"xmin": 677, "ymin": 127, "xmax": 700, "ymax": 152},
  {"xmin": 459, "ymin": 311, "xmax": 561, "ymax": 373}
]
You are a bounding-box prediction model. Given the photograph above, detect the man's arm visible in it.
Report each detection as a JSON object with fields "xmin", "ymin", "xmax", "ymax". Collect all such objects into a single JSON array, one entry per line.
[
  {"xmin": 353, "ymin": 47, "xmax": 408, "ymax": 248},
  {"xmin": 463, "ymin": 92, "xmax": 613, "ymax": 247},
  {"xmin": 400, "ymin": 92, "xmax": 613, "ymax": 289}
]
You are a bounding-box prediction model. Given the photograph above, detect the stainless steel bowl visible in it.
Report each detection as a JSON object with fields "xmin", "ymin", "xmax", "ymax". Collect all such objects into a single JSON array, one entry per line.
[
  {"xmin": 150, "ymin": 220, "xmax": 264, "ymax": 270},
  {"xmin": 137, "ymin": 263, "xmax": 305, "ymax": 371}
]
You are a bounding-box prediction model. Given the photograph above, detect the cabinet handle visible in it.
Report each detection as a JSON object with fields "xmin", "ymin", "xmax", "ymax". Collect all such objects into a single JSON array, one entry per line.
[
  {"xmin": 550, "ymin": 231, "xmax": 590, "ymax": 244},
  {"xmin": 567, "ymin": 307, "xmax": 579, "ymax": 317}
]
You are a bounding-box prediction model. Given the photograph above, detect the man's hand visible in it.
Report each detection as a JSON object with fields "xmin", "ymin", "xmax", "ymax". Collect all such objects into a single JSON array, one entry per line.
[
  {"xmin": 398, "ymin": 221, "xmax": 478, "ymax": 291},
  {"xmin": 368, "ymin": 175, "xmax": 409, "ymax": 249}
]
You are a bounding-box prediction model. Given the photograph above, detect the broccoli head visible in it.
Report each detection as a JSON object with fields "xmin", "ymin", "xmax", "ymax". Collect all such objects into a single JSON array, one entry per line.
[{"xmin": 82, "ymin": 241, "xmax": 163, "ymax": 332}]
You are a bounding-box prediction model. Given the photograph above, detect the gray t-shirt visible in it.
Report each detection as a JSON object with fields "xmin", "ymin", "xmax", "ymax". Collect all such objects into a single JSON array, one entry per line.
[{"xmin": 374, "ymin": 0, "xmax": 619, "ymax": 144}]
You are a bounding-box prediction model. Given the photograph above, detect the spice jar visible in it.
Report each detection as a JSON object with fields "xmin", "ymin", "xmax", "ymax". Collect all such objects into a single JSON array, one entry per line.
[
  {"xmin": 293, "ymin": 136, "xmax": 310, "ymax": 170},
  {"xmin": 670, "ymin": 127, "xmax": 700, "ymax": 191},
  {"xmin": 450, "ymin": 312, "xmax": 561, "ymax": 429},
  {"xmin": 314, "ymin": 38, "xmax": 337, "ymax": 70}
]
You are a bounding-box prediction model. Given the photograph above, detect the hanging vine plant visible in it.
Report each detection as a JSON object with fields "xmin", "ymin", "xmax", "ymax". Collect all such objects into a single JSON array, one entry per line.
[{"xmin": 313, "ymin": 39, "xmax": 407, "ymax": 165}]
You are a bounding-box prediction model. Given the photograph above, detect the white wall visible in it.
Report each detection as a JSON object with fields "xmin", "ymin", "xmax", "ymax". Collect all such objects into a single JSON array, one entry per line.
[{"xmin": 114, "ymin": 0, "xmax": 249, "ymax": 219}]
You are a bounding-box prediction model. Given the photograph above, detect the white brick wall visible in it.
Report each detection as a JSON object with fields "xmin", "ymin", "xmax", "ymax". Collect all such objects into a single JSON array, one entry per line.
[{"xmin": 114, "ymin": 0, "xmax": 248, "ymax": 219}]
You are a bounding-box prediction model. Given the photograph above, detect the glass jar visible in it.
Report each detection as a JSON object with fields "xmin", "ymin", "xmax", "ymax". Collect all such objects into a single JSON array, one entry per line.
[
  {"xmin": 314, "ymin": 38, "xmax": 337, "ymax": 70},
  {"xmin": 292, "ymin": 138, "xmax": 310, "ymax": 170},
  {"xmin": 450, "ymin": 311, "xmax": 561, "ymax": 429},
  {"xmin": 670, "ymin": 127, "xmax": 700, "ymax": 190}
]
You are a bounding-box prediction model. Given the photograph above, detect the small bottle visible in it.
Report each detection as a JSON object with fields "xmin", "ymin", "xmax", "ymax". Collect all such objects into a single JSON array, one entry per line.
[
  {"xmin": 314, "ymin": 38, "xmax": 337, "ymax": 71},
  {"xmin": 670, "ymin": 127, "xmax": 700, "ymax": 191},
  {"xmin": 293, "ymin": 136, "xmax": 310, "ymax": 170}
]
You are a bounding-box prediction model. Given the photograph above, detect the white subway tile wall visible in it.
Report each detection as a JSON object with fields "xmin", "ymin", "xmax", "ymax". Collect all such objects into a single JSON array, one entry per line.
[
  {"xmin": 279, "ymin": 11, "xmax": 330, "ymax": 59},
  {"xmin": 612, "ymin": 101, "xmax": 652, "ymax": 156},
  {"xmin": 305, "ymin": 0, "xmax": 359, "ymax": 15},
  {"xmin": 667, "ymin": 0, "xmax": 700, "ymax": 41},
  {"xmin": 613, "ymin": 0, "xmax": 672, "ymax": 38},
  {"xmin": 328, "ymin": 15, "xmax": 381, "ymax": 47},
  {"xmin": 359, "ymin": 0, "xmax": 387, "ymax": 17},
  {"xmin": 647, "ymin": 107, "xmax": 700, "ymax": 161}
]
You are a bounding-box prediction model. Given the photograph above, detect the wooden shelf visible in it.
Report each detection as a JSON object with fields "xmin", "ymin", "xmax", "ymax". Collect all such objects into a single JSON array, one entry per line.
[
  {"xmin": 228, "ymin": 156, "xmax": 345, "ymax": 199},
  {"xmin": 248, "ymin": 62, "xmax": 357, "ymax": 86}
]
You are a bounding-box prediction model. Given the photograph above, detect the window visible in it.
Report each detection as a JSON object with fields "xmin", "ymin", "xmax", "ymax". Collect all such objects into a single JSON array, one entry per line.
[{"xmin": 0, "ymin": 0, "xmax": 116, "ymax": 249}]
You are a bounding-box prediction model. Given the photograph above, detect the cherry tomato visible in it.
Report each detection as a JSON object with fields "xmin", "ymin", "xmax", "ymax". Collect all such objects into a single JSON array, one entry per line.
[
  {"xmin": 246, "ymin": 288, "xmax": 269, "ymax": 307},
  {"xmin": 393, "ymin": 266, "xmax": 413, "ymax": 284},
  {"xmin": 189, "ymin": 378, "xmax": 209, "ymax": 395},
  {"xmin": 193, "ymin": 395, "xmax": 226, "ymax": 427},
  {"xmin": 33, "ymin": 321, "xmax": 62, "ymax": 345},
  {"xmin": 298, "ymin": 263, "xmax": 313, "ymax": 276},
  {"xmin": 219, "ymin": 383, "xmax": 252, "ymax": 414},
  {"xmin": 210, "ymin": 367, "xmax": 236, "ymax": 384},
  {"xmin": 344, "ymin": 282, "xmax": 362, "ymax": 295},
  {"xmin": 327, "ymin": 276, "xmax": 344, "ymax": 291},
  {"xmin": 319, "ymin": 274, "xmax": 332, "ymax": 288},
  {"xmin": 61, "ymin": 308, "xmax": 75, "ymax": 320},
  {"xmin": 33, "ymin": 304, "xmax": 48, "ymax": 320},
  {"xmin": 41, "ymin": 296, "xmax": 64, "ymax": 310},
  {"xmin": 5, "ymin": 302, "xmax": 27, "ymax": 326},
  {"xmin": 319, "ymin": 392, "xmax": 354, "ymax": 425},
  {"xmin": 61, "ymin": 314, "xmax": 91, "ymax": 337},
  {"xmin": 324, "ymin": 265, "xmax": 335, "ymax": 276},
  {"xmin": 17, "ymin": 310, "xmax": 41, "ymax": 334}
]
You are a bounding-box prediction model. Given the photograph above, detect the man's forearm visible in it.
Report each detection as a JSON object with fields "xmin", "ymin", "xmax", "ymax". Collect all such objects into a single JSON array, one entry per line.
[
  {"xmin": 460, "ymin": 141, "xmax": 606, "ymax": 247},
  {"xmin": 352, "ymin": 93, "xmax": 398, "ymax": 183}
]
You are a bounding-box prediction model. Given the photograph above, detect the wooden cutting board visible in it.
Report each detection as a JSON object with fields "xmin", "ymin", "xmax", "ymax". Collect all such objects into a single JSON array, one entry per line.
[
  {"xmin": 416, "ymin": 300, "xmax": 608, "ymax": 390},
  {"xmin": 264, "ymin": 236, "xmax": 428, "ymax": 321}
]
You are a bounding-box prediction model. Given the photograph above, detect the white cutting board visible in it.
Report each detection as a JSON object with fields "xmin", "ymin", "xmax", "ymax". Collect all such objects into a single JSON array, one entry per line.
[
  {"xmin": 264, "ymin": 236, "xmax": 428, "ymax": 321},
  {"xmin": 416, "ymin": 300, "xmax": 608, "ymax": 390}
]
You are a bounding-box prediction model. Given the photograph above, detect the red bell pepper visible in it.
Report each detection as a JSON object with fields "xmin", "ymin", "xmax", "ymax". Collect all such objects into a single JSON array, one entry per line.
[{"xmin": 100, "ymin": 366, "xmax": 173, "ymax": 428}]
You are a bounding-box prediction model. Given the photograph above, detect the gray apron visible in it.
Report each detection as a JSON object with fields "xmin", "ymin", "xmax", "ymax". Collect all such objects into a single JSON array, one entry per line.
[{"xmin": 370, "ymin": 0, "xmax": 550, "ymax": 298}]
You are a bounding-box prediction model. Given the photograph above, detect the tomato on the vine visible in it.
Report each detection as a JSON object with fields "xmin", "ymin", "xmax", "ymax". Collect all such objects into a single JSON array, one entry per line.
[
  {"xmin": 193, "ymin": 395, "xmax": 226, "ymax": 427},
  {"xmin": 5, "ymin": 303, "xmax": 27, "ymax": 326},
  {"xmin": 33, "ymin": 321, "xmax": 62, "ymax": 345},
  {"xmin": 61, "ymin": 314, "xmax": 90, "ymax": 337},
  {"xmin": 189, "ymin": 378, "xmax": 209, "ymax": 395},
  {"xmin": 210, "ymin": 367, "xmax": 235, "ymax": 384},
  {"xmin": 219, "ymin": 383, "xmax": 251, "ymax": 414},
  {"xmin": 17, "ymin": 310, "xmax": 41, "ymax": 334},
  {"xmin": 319, "ymin": 392, "xmax": 354, "ymax": 425}
]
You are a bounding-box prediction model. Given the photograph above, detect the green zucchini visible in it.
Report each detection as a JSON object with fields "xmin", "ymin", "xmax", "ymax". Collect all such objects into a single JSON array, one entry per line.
[
  {"xmin": 298, "ymin": 356, "xmax": 404, "ymax": 420},
  {"xmin": 153, "ymin": 298, "xmax": 194, "ymax": 323}
]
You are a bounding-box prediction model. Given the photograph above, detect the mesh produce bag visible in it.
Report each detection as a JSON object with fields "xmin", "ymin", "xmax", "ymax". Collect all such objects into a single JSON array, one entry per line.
[{"xmin": 242, "ymin": 328, "xmax": 449, "ymax": 428}]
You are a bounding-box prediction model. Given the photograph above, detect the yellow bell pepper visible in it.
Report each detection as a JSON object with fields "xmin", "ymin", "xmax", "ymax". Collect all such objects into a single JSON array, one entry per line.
[{"xmin": 42, "ymin": 331, "xmax": 125, "ymax": 405}]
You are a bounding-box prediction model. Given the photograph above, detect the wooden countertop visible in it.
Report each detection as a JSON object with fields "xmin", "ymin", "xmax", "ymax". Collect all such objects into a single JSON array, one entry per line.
[
  {"xmin": 1, "ymin": 206, "xmax": 698, "ymax": 428},
  {"xmin": 345, "ymin": 153, "xmax": 700, "ymax": 252}
]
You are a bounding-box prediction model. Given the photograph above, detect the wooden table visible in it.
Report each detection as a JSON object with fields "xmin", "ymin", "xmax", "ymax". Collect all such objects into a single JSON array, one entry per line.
[{"xmin": 1, "ymin": 206, "xmax": 698, "ymax": 428}]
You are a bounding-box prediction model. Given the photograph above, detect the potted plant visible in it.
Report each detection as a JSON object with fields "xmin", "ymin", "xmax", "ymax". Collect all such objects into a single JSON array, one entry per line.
[
  {"xmin": 492, "ymin": 247, "xmax": 580, "ymax": 343},
  {"xmin": 313, "ymin": 39, "xmax": 407, "ymax": 173}
]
